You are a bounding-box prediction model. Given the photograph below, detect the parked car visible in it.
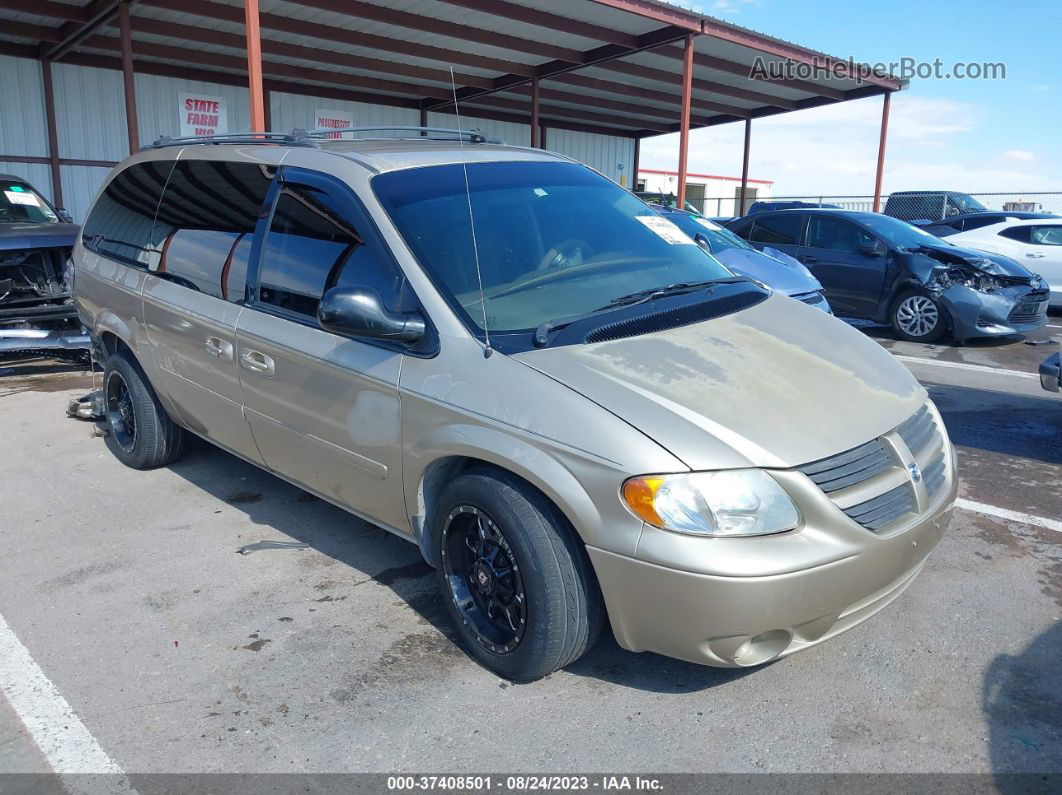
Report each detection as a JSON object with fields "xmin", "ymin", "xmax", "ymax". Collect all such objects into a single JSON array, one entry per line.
[
  {"xmin": 926, "ymin": 218, "xmax": 1062, "ymax": 308},
  {"xmin": 648, "ymin": 204, "xmax": 831, "ymax": 312},
  {"xmin": 1041, "ymin": 346, "xmax": 1061, "ymax": 393},
  {"xmin": 746, "ymin": 200, "xmax": 839, "ymax": 215},
  {"xmin": 633, "ymin": 190, "xmax": 704, "ymax": 215},
  {"xmin": 0, "ymin": 175, "xmax": 88, "ymax": 357},
  {"xmin": 883, "ymin": 191, "xmax": 989, "ymax": 222},
  {"xmin": 727, "ymin": 209, "xmax": 1050, "ymax": 342},
  {"xmin": 75, "ymin": 132, "xmax": 956, "ymax": 680},
  {"xmin": 917, "ymin": 211, "xmax": 1056, "ymax": 239}
]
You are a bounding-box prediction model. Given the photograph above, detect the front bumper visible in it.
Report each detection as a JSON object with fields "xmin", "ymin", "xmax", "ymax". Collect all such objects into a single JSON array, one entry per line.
[
  {"xmin": 1041, "ymin": 351, "xmax": 1061, "ymax": 393},
  {"xmin": 588, "ymin": 466, "xmax": 956, "ymax": 668},
  {"xmin": 939, "ymin": 284, "xmax": 1048, "ymax": 340}
]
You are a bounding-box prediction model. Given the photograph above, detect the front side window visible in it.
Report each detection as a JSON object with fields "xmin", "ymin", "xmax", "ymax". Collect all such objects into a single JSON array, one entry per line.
[
  {"xmin": 749, "ymin": 214, "xmax": 802, "ymax": 245},
  {"xmin": 151, "ymin": 160, "xmax": 273, "ymax": 301},
  {"xmin": 257, "ymin": 181, "xmax": 405, "ymax": 319},
  {"xmin": 82, "ymin": 161, "xmax": 175, "ymax": 268},
  {"xmin": 0, "ymin": 180, "xmax": 58, "ymax": 224},
  {"xmin": 373, "ymin": 161, "xmax": 733, "ymax": 335},
  {"xmin": 806, "ymin": 217, "xmax": 876, "ymax": 254}
]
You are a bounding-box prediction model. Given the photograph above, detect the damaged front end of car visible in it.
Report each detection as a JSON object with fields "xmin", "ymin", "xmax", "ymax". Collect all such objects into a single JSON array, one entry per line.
[{"xmin": 913, "ymin": 247, "xmax": 1049, "ymax": 340}]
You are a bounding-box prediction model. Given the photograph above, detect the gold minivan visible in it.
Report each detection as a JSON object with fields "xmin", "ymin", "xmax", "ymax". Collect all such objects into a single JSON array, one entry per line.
[{"xmin": 74, "ymin": 130, "xmax": 956, "ymax": 681}]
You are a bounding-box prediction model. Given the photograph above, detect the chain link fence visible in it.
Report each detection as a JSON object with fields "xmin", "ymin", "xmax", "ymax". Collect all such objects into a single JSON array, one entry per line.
[{"xmin": 689, "ymin": 192, "xmax": 1062, "ymax": 220}]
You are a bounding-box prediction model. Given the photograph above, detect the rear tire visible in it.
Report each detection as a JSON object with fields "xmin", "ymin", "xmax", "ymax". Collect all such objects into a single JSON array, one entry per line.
[
  {"xmin": 433, "ymin": 468, "xmax": 603, "ymax": 682},
  {"xmin": 103, "ymin": 351, "xmax": 186, "ymax": 469},
  {"xmin": 891, "ymin": 290, "xmax": 948, "ymax": 343}
]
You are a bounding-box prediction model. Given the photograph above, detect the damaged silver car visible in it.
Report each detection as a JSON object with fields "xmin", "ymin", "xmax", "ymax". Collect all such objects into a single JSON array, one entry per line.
[
  {"xmin": 0, "ymin": 175, "xmax": 89, "ymax": 358},
  {"xmin": 728, "ymin": 209, "xmax": 1049, "ymax": 343}
]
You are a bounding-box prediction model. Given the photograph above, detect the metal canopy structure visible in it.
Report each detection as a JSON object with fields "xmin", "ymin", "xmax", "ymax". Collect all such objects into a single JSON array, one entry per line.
[{"xmin": 0, "ymin": 0, "xmax": 906, "ymax": 209}]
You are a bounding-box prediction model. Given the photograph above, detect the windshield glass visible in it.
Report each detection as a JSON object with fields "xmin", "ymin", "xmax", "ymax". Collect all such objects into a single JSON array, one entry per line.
[
  {"xmin": 950, "ymin": 193, "xmax": 988, "ymax": 213},
  {"xmin": 0, "ymin": 180, "xmax": 58, "ymax": 224},
  {"xmin": 857, "ymin": 213, "xmax": 949, "ymax": 250},
  {"xmin": 373, "ymin": 162, "xmax": 734, "ymax": 335},
  {"xmin": 660, "ymin": 211, "xmax": 755, "ymax": 255}
]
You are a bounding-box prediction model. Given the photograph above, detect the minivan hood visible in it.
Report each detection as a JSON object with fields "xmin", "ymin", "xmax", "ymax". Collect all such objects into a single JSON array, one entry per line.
[
  {"xmin": 714, "ymin": 247, "xmax": 821, "ymax": 296},
  {"xmin": 514, "ymin": 294, "xmax": 925, "ymax": 470}
]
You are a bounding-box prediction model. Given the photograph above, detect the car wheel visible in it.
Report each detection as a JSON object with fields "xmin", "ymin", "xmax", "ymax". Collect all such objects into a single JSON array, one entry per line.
[
  {"xmin": 103, "ymin": 351, "xmax": 186, "ymax": 469},
  {"xmin": 433, "ymin": 468, "xmax": 603, "ymax": 682},
  {"xmin": 892, "ymin": 291, "xmax": 948, "ymax": 343}
]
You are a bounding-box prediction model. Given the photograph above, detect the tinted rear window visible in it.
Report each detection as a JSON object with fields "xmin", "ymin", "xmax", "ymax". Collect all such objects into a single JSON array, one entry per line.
[{"xmin": 83, "ymin": 161, "xmax": 175, "ymax": 268}]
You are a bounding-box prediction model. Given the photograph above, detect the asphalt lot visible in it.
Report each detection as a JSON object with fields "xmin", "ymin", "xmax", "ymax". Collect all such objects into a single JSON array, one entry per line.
[{"xmin": 1, "ymin": 320, "xmax": 1060, "ymax": 778}]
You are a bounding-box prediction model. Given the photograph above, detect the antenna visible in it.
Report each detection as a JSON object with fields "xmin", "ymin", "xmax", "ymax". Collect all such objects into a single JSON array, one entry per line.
[{"xmin": 449, "ymin": 66, "xmax": 492, "ymax": 358}]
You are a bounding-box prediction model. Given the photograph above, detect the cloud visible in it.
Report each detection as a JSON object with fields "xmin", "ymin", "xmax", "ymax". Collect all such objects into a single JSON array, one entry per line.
[
  {"xmin": 1003, "ymin": 149, "xmax": 1036, "ymax": 162},
  {"xmin": 1030, "ymin": 84, "xmax": 1052, "ymax": 92},
  {"xmin": 637, "ymin": 94, "xmax": 1062, "ymax": 197}
]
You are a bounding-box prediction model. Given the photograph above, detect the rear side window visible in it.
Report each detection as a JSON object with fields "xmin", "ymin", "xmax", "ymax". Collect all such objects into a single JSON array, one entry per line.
[
  {"xmin": 1030, "ymin": 225, "xmax": 1062, "ymax": 246},
  {"xmin": 152, "ymin": 160, "xmax": 274, "ymax": 302},
  {"xmin": 256, "ymin": 179, "xmax": 406, "ymax": 320},
  {"xmin": 82, "ymin": 161, "xmax": 175, "ymax": 268},
  {"xmin": 999, "ymin": 226, "xmax": 1033, "ymax": 243},
  {"xmin": 749, "ymin": 214, "xmax": 802, "ymax": 245}
]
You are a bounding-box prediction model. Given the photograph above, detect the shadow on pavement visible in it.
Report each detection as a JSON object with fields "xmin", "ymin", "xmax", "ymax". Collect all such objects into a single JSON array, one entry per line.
[
  {"xmin": 984, "ymin": 623, "xmax": 1062, "ymax": 783},
  {"xmin": 167, "ymin": 440, "xmax": 748, "ymax": 692},
  {"xmin": 927, "ymin": 383, "xmax": 1062, "ymax": 466}
]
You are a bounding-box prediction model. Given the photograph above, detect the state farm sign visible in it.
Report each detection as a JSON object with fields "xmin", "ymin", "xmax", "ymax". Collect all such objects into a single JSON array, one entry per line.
[{"xmin": 178, "ymin": 92, "xmax": 228, "ymax": 138}]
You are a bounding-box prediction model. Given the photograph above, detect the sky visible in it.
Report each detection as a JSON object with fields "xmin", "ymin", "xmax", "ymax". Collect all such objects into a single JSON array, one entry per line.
[{"xmin": 639, "ymin": 0, "xmax": 1062, "ymax": 198}]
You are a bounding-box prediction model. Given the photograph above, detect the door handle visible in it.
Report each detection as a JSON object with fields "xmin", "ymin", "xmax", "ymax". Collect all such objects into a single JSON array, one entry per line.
[
  {"xmin": 239, "ymin": 349, "xmax": 275, "ymax": 377},
  {"xmin": 798, "ymin": 255, "xmax": 820, "ymax": 264},
  {"xmin": 1026, "ymin": 252, "xmax": 1045, "ymax": 258},
  {"xmin": 203, "ymin": 336, "xmax": 234, "ymax": 361}
]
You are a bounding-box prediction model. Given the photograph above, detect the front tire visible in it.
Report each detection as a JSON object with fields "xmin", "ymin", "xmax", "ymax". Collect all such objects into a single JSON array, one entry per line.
[
  {"xmin": 433, "ymin": 469, "xmax": 603, "ymax": 682},
  {"xmin": 103, "ymin": 351, "xmax": 186, "ymax": 469},
  {"xmin": 892, "ymin": 290, "xmax": 948, "ymax": 343}
]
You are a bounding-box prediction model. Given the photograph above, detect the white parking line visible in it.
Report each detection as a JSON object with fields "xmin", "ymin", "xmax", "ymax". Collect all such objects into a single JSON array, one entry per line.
[
  {"xmin": 957, "ymin": 498, "xmax": 1062, "ymax": 534},
  {"xmin": 893, "ymin": 354, "xmax": 1039, "ymax": 380},
  {"xmin": 0, "ymin": 611, "xmax": 136, "ymax": 792}
]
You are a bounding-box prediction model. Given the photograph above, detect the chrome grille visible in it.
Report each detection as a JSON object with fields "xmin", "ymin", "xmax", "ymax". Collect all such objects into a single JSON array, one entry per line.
[
  {"xmin": 843, "ymin": 484, "xmax": 915, "ymax": 532},
  {"xmin": 798, "ymin": 439, "xmax": 892, "ymax": 494},
  {"xmin": 800, "ymin": 402, "xmax": 949, "ymax": 534}
]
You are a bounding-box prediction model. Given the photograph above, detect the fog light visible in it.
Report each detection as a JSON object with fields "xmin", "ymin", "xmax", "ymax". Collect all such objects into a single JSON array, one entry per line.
[{"xmin": 732, "ymin": 629, "xmax": 791, "ymax": 666}]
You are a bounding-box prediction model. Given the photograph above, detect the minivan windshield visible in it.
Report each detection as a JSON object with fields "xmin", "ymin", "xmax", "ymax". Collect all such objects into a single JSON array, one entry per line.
[
  {"xmin": 373, "ymin": 162, "xmax": 735, "ymax": 335},
  {"xmin": 0, "ymin": 180, "xmax": 59, "ymax": 224}
]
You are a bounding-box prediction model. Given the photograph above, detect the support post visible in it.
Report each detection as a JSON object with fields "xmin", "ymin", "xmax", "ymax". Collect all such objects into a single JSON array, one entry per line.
[
  {"xmin": 632, "ymin": 136, "xmax": 641, "ymax": 190},
  {"xmin": 676, "ymin": 33, "xmax": 695, "ymax": 208},
  {"xmin": 244, "ymin": 0, "xmax": 266, "ymax": 132},
  {"xmin": 530, "ymin": 77, "xmax": 540, "ymax": 147},
  {"xmin": 118, "ymin": 1, "xmax": 138, "ymax": 153},
  {"xmin": 738, "ymin": 117, "xmax": 751, "ymax": 215},
  {"xmin": 872, "ymin": 92, "xmax": 891, "ymax": 213},
  {"xmin": 41, "ymin": 59, "xmax": 63, "ymax": 210}
]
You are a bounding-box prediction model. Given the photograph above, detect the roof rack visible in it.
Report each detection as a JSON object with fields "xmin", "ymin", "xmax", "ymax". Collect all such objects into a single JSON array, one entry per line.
[
  {"xmin": 290, "ymin": 126, "xmax": 500, "ymax": 144},
  {"xmin": 149, "ymin": 126, "xmax": 504, "ymax": 150},
  {"xmin": 148, "ymin": 132, "xmax": 306, "ymax": 149}
]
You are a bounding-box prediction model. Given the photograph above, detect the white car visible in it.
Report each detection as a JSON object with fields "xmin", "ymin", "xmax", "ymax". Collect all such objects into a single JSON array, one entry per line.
[{"xmin": 944, "ymin": 218, "xmax": 1062, "ymax": 307}]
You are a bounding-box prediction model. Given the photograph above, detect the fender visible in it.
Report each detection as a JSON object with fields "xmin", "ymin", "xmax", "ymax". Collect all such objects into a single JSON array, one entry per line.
[
  {"xmin": 406, "ymin": 423, "xmax": 606, "ymax": 565},
  {"xmin": 92, "ymin": 308, "xmax": 139, "ymax": 357}
]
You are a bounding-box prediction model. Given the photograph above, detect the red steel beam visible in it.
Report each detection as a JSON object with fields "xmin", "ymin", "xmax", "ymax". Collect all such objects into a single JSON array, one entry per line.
[
  {"xmin": 118, "ymin": 1, "xmax": 138, "ymax": 153},
  {"xmin": 434, "ymin": 0, "xmax": 639, "ymax": 48},
  {"xmin": 555, "ymin": 73, "xmax": 748, "ymax": 119},
  {"xmin": 602, "ymin": 59, "xmax": 794, "ymax": 109},
  {"xmin": 40, "ymin": 59, "xmax": 63, "ymax": 208},
  {"xmin": 676, "ymin": 34, "xmax": 694, "ymax": 207},
  {"xmin": 43, "ymin": 0, "xmax": 124, "ymax": 62},
  {"xmin": 296, "ymin": 0, "xmax": 586, "ymax": 64},
  {"xmin": 0, "ymin": 0, "xmax": 88, "ymax": 22},
  {"xmin": 588, "ymin": 0, "xmax": 701, "ymax": 31},
  {"xmin": 245, "ymin": 0, "xmax": 266, "ymax": 132},
  {"xmin": 530, "ymin": 78, "xmax": 540, "ymax": 147},
  {"xmin": 872, "ymin": 92, "xmax": 891, "ymax": 213},
  {"xmin": 632, "ymin": 137, "xmax": 641, "ymax": 189}
]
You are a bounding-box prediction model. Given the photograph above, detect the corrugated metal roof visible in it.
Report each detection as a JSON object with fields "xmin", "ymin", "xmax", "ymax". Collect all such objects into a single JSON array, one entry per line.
[{"xmin": 0, "ymin": 0, "xmax": 905, "ymax": 140}]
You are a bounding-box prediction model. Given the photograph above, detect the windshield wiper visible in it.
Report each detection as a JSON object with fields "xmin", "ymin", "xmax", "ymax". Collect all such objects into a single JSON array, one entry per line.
[{"xmin": 531, "ymin": 277, "xmax": 742, "ymax": 347}]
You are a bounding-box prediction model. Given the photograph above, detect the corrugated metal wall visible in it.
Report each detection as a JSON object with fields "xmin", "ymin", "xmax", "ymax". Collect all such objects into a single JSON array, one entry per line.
[
  {"xmin": 0, "ymin": 54, "xmax": 637, "ymax": 220},
  {"xmin": 546, "ymin": 128, "xmax": 636, "ymax": 187}
]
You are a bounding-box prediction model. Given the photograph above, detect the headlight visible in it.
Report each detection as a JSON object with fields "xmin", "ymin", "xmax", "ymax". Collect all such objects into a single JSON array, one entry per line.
[
  {"xmin": 930, "ymin": 267, "xmax": 1005, "ymax": 293},
  {"xmin": 621, "ymin": 470, "xmax": 800, "ymax": 537}
]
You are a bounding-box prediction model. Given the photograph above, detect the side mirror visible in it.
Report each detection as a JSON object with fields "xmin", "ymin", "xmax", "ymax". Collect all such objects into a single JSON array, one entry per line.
[
  {"xmin": 694, "ymin": 233, "xmax": 712, "ymax": 253},
  {"xmin": 318, "ymin": 287, "xmax": 426, "ymax": 344},
  {"xmin": 57, "ymin": 207, "xmax": 73, "ymax": 223},
  {"xmin": 859, "ymin": 240, "xmax": 886, "ymax": 257}
]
